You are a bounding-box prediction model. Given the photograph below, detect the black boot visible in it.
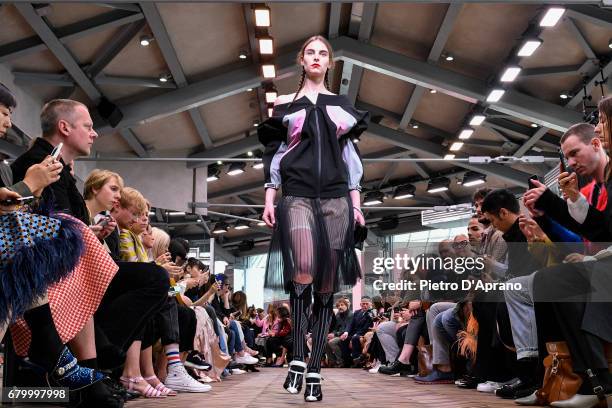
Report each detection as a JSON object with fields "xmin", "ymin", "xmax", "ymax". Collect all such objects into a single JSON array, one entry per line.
[
  {"xmin": 304, "ymin": 372, "xmax": 323, "ymax": 402},
  {"xmin": 284, "ymin": 360, "xmax": 307, "ymax": 394}
]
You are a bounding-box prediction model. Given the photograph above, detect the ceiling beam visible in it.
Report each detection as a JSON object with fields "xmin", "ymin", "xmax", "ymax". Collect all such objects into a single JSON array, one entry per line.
[
  {"xmin": 140, "ymin": 3, "xmax": 214, "ymax": 150},
  {"xmin": 118, "ymin": 128, "xmax": 149, "ymax": 158},
  {"xmin": 564, "ymin": 17, "xmax": 597, "ymax": 60},
  {"xmin": 187, "ymin": 133, "xmax": 260, "ymax": 169},
  {"xmin": 565, "ymin": 58, "xmax": 612, "ymax": 108},
  {"xmin": 482, "ymin": 118, "xmax": 560, "ymax": 150},
  {"xmin": 565, "ymin": 5, "xmax": 612, "ymax": 30},
  {"xmin": 0, "ymin": 9, "xmax": 143, "ymax": 63},
  {"xmin": 334, "ymin": 36, "xmax": 583, "ymax": 132},
  {"xmin": 368, "ymin": 122, "xmax": 533, "ymax": 187},
  {"xmin": 514, "ymin": 126, "xmax": 550, "ymax": 157},
  {"xmin": 12, "ymin": 71, "xmax": 177, "ymax": 89},
  {"xmin": 87, "ymin": 19, "xmax": 146, "ymax": 77},
  {"xmin": 426, "ymin": 3, "xmax": 462, "ymax": 64},
  {"xmin": 328, "ymin": 2, "xmax": 342, "ymax": 39},
  {"xmin": 15, "ymin": 3, "xmax": 102, "ymax": 102},
  {"xmin": 520, "ymin": 65, "xmax": 583, "ymax": 78}
]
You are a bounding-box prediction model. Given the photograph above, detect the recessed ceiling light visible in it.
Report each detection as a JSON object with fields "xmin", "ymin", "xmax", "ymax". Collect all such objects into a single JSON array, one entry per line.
[
  {"xmin": 430, "ymin": 89, "xmax": 437, "ymax": 94},
  {"xmin": 486, "ymin": 89, "xmax": 505, "ymax": 103},
  {"xmin": 254, "ymin": 6, "xmax": 271, "ymax": 27},
  {"xmin": 239, "ymin": 50, "xmax": 248, "ymax": 60},
  {"xmin": 517, "ymin": 38, "xmax": 542, "ymax": 57},
  {"xmin": 458, "ymin": 128, "xmax": 474, "ymax": 140},
  {"xmin": 139, "ymin": 35, "xmax": 152, "ymax": 47},
  {"xmin": 262, "ymin": 64, "xmax": 276, "ymax": 79},
  {"xmin": 540, "ymin": 7, "xmax": 565, "ymax": 27},
  {"xmin": 530, "ymin": 123, "xmax": 538, "ymax": 128},
  {"xmin": 469, "ymin": 114, "xmax": 486, "ymax": 126},
  {"xmin": 500, "ymin": 65, "xmax": 522, "ymax": 82},
  {"xmin": 444, "ymin": 154, "xmax": 456, "ymax": 160},
  {"xmin": 450, "ymin": 142, "xmax": 464, "ymax": 151}
]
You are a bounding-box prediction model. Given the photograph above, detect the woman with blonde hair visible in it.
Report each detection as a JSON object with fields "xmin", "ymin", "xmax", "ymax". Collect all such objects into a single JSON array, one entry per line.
[{"xmin": 259, "ymin": 35, "xmax": 369, "ymax": 401}]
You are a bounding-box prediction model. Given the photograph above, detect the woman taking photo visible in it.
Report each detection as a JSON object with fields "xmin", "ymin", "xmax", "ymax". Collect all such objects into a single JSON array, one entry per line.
[{"xmin": 259, "ymin": 35, "xmax": 369, "ymax": 402}]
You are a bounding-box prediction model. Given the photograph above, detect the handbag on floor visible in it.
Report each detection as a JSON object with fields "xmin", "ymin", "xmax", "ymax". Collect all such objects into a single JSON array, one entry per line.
[
  {"xmin": 535, "ymin": 341, "xmax": 582, "ymax": 405},
  {"xmin": 417, "ymin": 344, "xmax": 434, "ymax": 377}
]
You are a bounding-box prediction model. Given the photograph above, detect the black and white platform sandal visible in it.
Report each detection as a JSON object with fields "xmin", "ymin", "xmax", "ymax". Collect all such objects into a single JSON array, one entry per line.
[
  {"xmin": 283, "ymin": 360, "xmax": 307, "ymax": 394},
  {"xmin": 304, "ymin": 372, "xmax": 323, "ymax": 402}
]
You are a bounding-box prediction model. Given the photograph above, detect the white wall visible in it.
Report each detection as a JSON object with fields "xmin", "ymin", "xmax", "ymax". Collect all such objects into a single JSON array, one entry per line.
[
  {"xmin": 86, "ymin": 160, "xmax": 208, "ymax": 213},
  {"xmin": 0, "ymin": 64, "xmax": 44, "ymax": 139}
]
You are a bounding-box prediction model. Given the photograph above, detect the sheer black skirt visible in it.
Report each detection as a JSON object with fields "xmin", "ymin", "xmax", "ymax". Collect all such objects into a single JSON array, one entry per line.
[{"xmin": 264, "ymin": 195, "xmax": 361, "ymax": 294}]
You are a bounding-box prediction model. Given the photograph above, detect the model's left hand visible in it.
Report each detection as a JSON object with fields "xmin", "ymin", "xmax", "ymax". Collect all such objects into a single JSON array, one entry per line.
[{"xmin": 354, "ymin": 208, "xmax": 365, "ymax": 225}]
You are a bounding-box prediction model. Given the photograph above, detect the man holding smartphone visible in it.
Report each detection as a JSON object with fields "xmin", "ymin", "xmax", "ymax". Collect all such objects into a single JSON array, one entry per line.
[{"xmin": 524, "ymin": 123, "xmax": 609, "ymax": 253}]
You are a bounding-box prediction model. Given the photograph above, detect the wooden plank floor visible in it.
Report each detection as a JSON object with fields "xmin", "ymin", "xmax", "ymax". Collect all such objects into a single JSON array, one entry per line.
[{"xmin": 124, "ymin": 367, "xmax": 519, "ymax": 408}]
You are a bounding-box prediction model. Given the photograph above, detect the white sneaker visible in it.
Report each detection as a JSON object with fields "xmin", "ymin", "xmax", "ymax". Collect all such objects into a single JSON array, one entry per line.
[
  {"xmin": 231, "ymin": 368, "xmax": 246, "ymax": 375},
  {"xmin": 235, "ymin": 354, "xmax": 258, "ymax": 365},
  {"xmin": 368, "ymin": 361, "xmax": 382, "ymax": 374},
  {"xmin": 477, "ymin": 381, "xmax": 502, "ymax": 393},
  {"xmin": 165, "ymin": 365, "xmax": 212, "ymax": 392}
]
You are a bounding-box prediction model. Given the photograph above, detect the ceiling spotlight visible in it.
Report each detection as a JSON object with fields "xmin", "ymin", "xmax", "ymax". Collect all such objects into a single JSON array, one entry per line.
[
  {"xmin": 609, "ymin": 39, "xmax": 612, "ymax": 49},
  {"xmin": 258, "ymin": 36, "xmax": 274, "ymax": 55},
  {"xmin": 139, "ymin": 35, "xmax": 153, "ymax": 47},
  {"xmin": 363, "ymin": 191, "xmax": 385, "ymax": 206},
  {"xmin": 253, "ymin": 5, "xmax": 271, "ymax": 27},
  {"xmin": 458, "ymin": 128, "xmax": 474, "ymax": 140},
  {"xmin": 253, "ymin": 161, "xmax": 264, "ymax": 169},
  {"xmin": 427, "ymin": 177, "xmax": 450, "ymax": 194},
  {"xmin": 265, "ymin": 89, "xmax": 277, "ymax": 104},
  {"xmin": 517, "ymin": 38, "xmax": 542, "ymax": 57},
  {"xmin": 217, "ymin": 160, "xmax": 223, "ymax": 165},
  {"xmin": 450, "ymin": 141, "xmax": 464, "ymax": 151},
  {"xmin": 500, "ymin": 65, "xmax": 522, "ymax": 82},
  {"xmin": 247, "ymin": 151, "xmax": 253, "ymax": 157},
  {"xmin": 207, "ymin": 165, "xmax": 220, "ymax": 182},
  {"xmin": 411, "ymin": 123, "xmax": 419, "ymax": 129},
  {"xmin": 540, "ymin": 7, "xmax": 565, "ymax": 27},
  {"xmin": 430, "ymin": 89, "xmax": 437, "ymax": 94},
  {"xmin": 234, "ymin": 220, "xmax": 250, "ymax": 230},
  {"xmin": 227, "ymin": 162, "xmax": 246, "ymax": 176},
  {"xmin": 462, "ymin": 171, "xmax": 487, "ymax": 187},
  {"xmin": 444, "ymin": 154, "xmax": 456, "ymax": 160},
  {"xmin": 486, "ymin": 88, "xmax": 505, "ymax": 103},
  {"xmin": 262, "ymin": 64, "xmax": 276, "ymax": 79},
  {"xmin": 393, "ymin": 184, "xmax": 416, "ymax": 200},
  {"xmin": 239, "ymin": 50, "xmax": 248, "ymax": 60},
  {"xmin": 469, "ymin": 114, "xmax": 486, "ymax": 126},
  {"xmin": 560, "ymin": 91, "xmax": 572, "ymax": 99},
  {"xmin": 247, "ymin": 88, "xmax": 253, "ymax": 92},
  {"xmin": 159, "ymin": 73, "xmax": 171, "ymax": 83},
  {"xmin": 212, "ymin": 222, "xmax": 229, "ymax": 234},
  {"xmin": 530, "ymin": 123, "xmax": 538, "ymax": 128},
  {"xmin": 443, "ymin": 52, "xmax": 454, "ymax": 62},
  {"xmin": 353, "ymin": 138, "xmax": 359, "ymax": 143}
]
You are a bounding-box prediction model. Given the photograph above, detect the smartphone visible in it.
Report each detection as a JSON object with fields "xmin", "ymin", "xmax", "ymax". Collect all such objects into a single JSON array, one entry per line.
[
  {"xmin": 559, "ymin": 149, "xmax": 573, "ymax": 174},
  {"xmin": 0, "ymin": 195, "xmax": 34, "ymax": 206},
  {"xmin": 527, "ymin": 175, "xmax": 540, "ymax": 189},
  {"xmin": 51, "ymin": 142, "xmax": 63, "ymax": 160},
  {"xmin": 97, "ymin": 217, "xmax": 110, "ymax": 227}
]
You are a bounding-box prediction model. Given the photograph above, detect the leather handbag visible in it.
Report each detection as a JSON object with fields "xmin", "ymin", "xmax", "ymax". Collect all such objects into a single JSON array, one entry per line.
[
  {"xmin": 354, "ymin": 223, "xmax": 368, "ymax": 250},
  {"xmin": 417, "ymin": 344, "xmax": 434, "ymax": 377},
  {"xmin": 535, "ymin": 342, "xmax": 582, "ymax": 405}
]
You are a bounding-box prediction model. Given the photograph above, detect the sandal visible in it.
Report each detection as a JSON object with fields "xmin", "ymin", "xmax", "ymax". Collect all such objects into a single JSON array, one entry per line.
[
  {"xmin": 119, "ymin": 376, "xmax": 166, "ymax": 398},
  {"xmin": 144, "ymin": 375, "xmax": 177, "ymax": 396}
]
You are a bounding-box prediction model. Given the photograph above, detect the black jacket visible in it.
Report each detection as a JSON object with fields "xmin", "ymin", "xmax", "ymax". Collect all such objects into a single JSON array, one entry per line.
[
  {"xmin": 502, "ymin": 218, "xmax": 542, "ymax": 279},
  {"xmin": 11, "ymin": 138, "xmax": 89, "ymax": 225},
  {"xmin": 259, "ymin": 94, "xmax": 369, "ymax": 198},
  {"xmin": 330, "ymin": 310, "xmax": 353, "ymax": 337},
  {"xmin": 345, "ymin": 309, "xmax": 373, "ymax": 337}
]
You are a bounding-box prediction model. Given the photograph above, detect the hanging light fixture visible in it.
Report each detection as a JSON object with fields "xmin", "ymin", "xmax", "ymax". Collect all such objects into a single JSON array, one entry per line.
[
  {"xmin": 486, "ymin": 88, "xmax": 505, "ymax": 102},
  {"xmin": 462, "ymin": 172, "xmax": 487, "ymax": 187},
  {"xmin": 469, "ymin": 114, "xmax": 486, "ymax": 126},
  {"xmin": 427, "ymin": 178, "xmax": 450, "ymax": 194},
  {"xmin": 540, "ymin": 7, "xmax": 565, "ymax": 27},
  {"xmin": 500, "ymin": 65, "xmax": 522, "ymax": 82},
  {"xmin": 227, "ymin": 162, "xmax": 246, "ymax": 176},
  {"xmin": 517, "ymin": 38, "xmax": 542, "ymax": 57},
  {"xmin": 253, "ymin": 4, "xmax": 271, "ymax": 27},
  {"xmin": 393, "ymin": 184, "xmax": 416, "ymax": 200},
  {"xmin": 258, "ymin": 36, "xmax": 274, "ymax": 55},
  {"xmin": 450, "ymin": 141, "xmax": 464, "ymax": 151},
  {"xmin": 458, "ymin": 128, "xmax": 474, "ymax": 140},
  {"xmin": 234, "ymin": 220, "xmax": 250, "ymax": 230},
  {"xmin": 212, "ymin": 222, "xmax": 229, "ymax": 234},
  {"xmin": 207, "ymin": 165, "xmax": 220, "ymax": 182},
  {"xmin": 262, "ymin": 63, "xmax": 276, "ymax": 78},
  {"xmin": 363, "ymin": 191, "xmax": 385, "ymax": 206}
]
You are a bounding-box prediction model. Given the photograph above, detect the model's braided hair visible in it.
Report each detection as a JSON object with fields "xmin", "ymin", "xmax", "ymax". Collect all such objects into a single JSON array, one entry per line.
[{"xmin": 288, "ymin": 35, "xmax": 335, "ymax": 107}]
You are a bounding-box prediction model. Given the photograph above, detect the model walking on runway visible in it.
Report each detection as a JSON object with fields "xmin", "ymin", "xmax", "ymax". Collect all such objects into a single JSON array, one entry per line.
[{"xmin": 258, "ymin": 35, "xmax": 369, "ymax": 402}]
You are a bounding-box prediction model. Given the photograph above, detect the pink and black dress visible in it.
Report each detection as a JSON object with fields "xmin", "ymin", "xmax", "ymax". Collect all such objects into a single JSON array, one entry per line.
[{"xmin": 258, "ymin": 94, "xmax": 369, "ymax": 294}]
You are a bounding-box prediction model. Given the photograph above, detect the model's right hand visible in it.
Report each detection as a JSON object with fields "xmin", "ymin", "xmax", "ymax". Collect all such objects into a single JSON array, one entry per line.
[{"xmin": 263, "ymin": 203, "xmax": 275, "ymax": 227}]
